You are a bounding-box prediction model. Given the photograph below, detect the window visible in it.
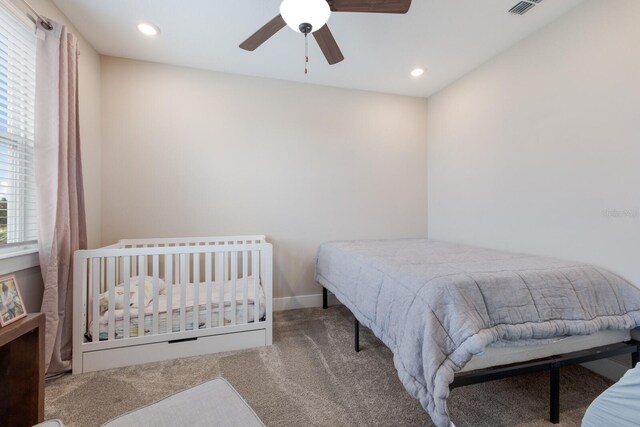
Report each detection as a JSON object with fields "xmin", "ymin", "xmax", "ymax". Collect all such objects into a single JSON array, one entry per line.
[{"xmin": 0, "ymin": 4, "xmax": 37, "ymax": 250}]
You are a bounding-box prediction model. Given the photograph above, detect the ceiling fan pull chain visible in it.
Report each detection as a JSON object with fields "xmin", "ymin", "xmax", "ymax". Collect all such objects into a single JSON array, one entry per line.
[{"xmin": 304, "ymin": 32, "xmax": 309, "ymax": 75}]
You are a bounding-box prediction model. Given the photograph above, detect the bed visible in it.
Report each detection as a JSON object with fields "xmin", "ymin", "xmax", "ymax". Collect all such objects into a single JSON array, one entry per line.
[
  {"xmin": 315, "ymin": 239, "xmax": 640, "ymax": 427},
  {"xmin": 73, "ymin": 236, "xmax": 273, "ymax": 374}
]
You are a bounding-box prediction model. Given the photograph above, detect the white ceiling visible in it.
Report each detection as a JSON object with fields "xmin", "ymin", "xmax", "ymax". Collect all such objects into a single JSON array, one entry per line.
[{"xmin": 51, "ymin": 0, "xmax": 586, "ymax": 97}]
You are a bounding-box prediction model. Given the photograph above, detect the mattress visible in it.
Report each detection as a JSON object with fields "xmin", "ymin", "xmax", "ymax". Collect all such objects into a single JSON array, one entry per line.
[
  {"xmin": 462, "ymin": 329, "xmax": 630, "ymax": 372},
  {"xmin": 94, "ymin": 277, "xmax": 265, "ymax": 340}
]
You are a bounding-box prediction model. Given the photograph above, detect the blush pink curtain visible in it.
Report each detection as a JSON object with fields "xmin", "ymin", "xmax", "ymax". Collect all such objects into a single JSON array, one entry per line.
[{"xmin": 35, "ymin": 20, "xmax": 87, "ymax": 376}]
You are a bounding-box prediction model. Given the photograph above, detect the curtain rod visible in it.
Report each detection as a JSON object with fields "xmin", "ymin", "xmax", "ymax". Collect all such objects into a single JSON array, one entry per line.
[{"xmin": 21, "ymin": 0, "xmax": 52, "ymax": 30}]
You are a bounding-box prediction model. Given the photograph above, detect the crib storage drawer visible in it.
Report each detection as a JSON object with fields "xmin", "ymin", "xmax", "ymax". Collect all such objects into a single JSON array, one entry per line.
[{"xmin": 82, "ymin": 329, "xmax": 266, "ymax": 373}]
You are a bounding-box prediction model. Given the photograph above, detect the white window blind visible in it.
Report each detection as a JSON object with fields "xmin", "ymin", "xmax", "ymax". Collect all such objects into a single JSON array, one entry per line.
[{"xmin": 0, "ymin": 4, "xmax": 37, "ymax": 248}]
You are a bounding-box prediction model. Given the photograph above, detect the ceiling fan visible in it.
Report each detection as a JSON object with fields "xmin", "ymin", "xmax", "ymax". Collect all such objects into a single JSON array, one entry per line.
[{"xmin": 239, "ymin": 0, "xmax": 412, "ymax": 68}]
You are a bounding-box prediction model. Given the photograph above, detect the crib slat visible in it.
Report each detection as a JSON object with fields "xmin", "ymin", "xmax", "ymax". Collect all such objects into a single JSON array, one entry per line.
[
  {"xmin": 138, "ymin": 256, "xmax": 146, "ymax": 337},
  {"xmin": 115, "ymin": 258, "xmax": 121, "ymax": 298},
  {"xmin": 123, "ymin": 257, "xmax": 131, "ymax": 339},
  {"xmin": 107, "ymin": 257, "xmax": 116, "ymax": 341},
  {"xmin": 174, "ymin": 247, "xmax": 179, "ymax": 285},
  {"xmin": 186, "ymin": 253, "xmax": 191, "ymax": 284},
  {"xmin": 224, "ymin": 252, "xmax": 229, "ymax": 281},
  {"xmin": 101, "ymin": 258, "xmax": 106, "ymax": 293},
  {"xmin": 217, "ymin": 252, "xmax": 224, "ymax": 327},
  {"xmin": 152, "ymin": 255, "xmax": 160, "ymax": 335},
  {"xmin": 205, "ymin": 252, "xmax": 212, "ymax": 328},
  {"xmin": 230, "ymin": 251, "xmax": 237, "ymax": 326},
  {"xmin": 165, "ymin": 254, "xmax": 173, "ymax": 334},
  {"xmin": 193, "ymin": 253, "xmax": 200, "ymax": 332},
  {"xmin": 180, "ymin": 253, "xmax": 187, "ymax": 332},
  {"xmin": 253, "ymin": 250, "xmax": 260, "ymax": 323},
  {"xmin": 92, "ymin": 258, "xmax": 100, "ymax": 342},
  {"xmin": 242, "ymin": 251, "xmax": 248, "ymax": 324}
]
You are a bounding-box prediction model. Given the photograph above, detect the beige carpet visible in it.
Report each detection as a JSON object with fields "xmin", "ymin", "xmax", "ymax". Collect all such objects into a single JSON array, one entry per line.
[{"xmin": 46, "ymin": 306, "xmax": 614, "ymax": 426}]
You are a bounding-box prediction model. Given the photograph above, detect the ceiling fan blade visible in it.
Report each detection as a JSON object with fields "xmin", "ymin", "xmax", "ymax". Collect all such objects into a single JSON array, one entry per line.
[
  {"xmin": 239, "ymin": 15, "xmax": 287, "ymax": 51},
  {"xmin": 328, "ymin": 0, "xmax": 412, "ymax": 14},
  {"xmin": 313, "ymin": 25, "xmax": 344, "ymax": 65}
]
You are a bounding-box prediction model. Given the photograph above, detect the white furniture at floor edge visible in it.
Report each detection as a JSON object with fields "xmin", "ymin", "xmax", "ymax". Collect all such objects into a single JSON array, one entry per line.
[{"xmin": 72, "ymin": 236, "xmax": 272, "ymax": 374}]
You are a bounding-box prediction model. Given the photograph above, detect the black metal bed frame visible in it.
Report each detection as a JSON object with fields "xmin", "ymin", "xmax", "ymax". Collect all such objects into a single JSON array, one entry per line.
[{"xmin": 322, "ymin": 287, "xmax": 640, "ymax": 424}]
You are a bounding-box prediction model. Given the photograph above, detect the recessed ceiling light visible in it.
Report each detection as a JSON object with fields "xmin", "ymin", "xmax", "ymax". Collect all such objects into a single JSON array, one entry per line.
[
  {"xmin": 411, "ymin": 68, "xmax": 425, "ymax": 77},
  {"xmin": 137, "ymin": 22, "xmax": 160, "ymax": 37}
]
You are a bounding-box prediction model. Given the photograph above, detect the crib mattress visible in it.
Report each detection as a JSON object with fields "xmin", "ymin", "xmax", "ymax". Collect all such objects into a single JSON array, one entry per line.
[
  {"xmin": 461, "ymin": 329, "xmax": 630, "ymax": 372},
  {"xmin": 93, "ymin": 278, "xmax": 265, "ymax": 340}
]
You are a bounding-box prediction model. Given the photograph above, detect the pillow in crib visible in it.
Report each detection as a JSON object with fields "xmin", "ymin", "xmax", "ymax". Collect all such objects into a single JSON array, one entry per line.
[
  {"xmin": 99, "ymin": 276, "xmax": 166, "ymax": 312},
  {"xmin": 126, "ymin": 275, "xmax": 167, "ymax": 295}
]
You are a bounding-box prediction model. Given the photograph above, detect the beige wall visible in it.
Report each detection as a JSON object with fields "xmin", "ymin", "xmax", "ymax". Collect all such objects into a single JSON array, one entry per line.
[
  {"xmin": 100, "ymin": 57, "xmax": 428, "ymax": 300},
  {"xmin": 5, "ymin": 0, "xmax": 102, "ymax": 308},
  {"xmin": 427, "ymin": 0, "xmax": 640, "ymax": 286},
  {"xmin": 14, "ymin": 266, "xmax": 44, "ymax": 312}
]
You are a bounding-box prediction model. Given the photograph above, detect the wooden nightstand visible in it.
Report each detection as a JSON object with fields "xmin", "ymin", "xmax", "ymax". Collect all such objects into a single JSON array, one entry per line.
[{"xmin": 0, "ymin": 313, "xmax": 45, "ymax": 427}]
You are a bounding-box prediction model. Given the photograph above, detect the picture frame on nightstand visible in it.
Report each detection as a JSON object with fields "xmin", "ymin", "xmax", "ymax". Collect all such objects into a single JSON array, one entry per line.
[{"xmin": 0, "ymin": 275, "xmax": 27, "ymax": 327}]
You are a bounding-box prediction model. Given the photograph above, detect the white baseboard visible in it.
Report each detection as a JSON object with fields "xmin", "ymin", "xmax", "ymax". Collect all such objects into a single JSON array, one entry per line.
[{"xmin": 273, "ymin": 292, "xmax": 340, "ymax": 311}]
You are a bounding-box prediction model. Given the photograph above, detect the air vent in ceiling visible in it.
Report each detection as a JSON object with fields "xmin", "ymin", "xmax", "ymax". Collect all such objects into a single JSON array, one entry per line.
[{"xmin": 509, "ymin": 1, "xmax": 537, "ymax": 15}]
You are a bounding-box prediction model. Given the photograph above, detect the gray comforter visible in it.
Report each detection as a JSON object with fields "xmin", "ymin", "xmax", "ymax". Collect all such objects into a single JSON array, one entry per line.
[{"xmin": 315, "ymin": 239, "xmax": 640, "ymax": 426}]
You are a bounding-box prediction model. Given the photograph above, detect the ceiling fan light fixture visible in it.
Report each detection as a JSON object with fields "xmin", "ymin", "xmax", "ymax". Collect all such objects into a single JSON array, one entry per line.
[{"xmin": 280, "ymin": 0, "xmax": 331, "ymax": 33}]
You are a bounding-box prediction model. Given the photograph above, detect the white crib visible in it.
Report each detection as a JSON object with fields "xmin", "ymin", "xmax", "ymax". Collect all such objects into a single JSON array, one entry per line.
[{"xmin": 72, "ymin": 235, "xmax": 272, "ymax": 374}]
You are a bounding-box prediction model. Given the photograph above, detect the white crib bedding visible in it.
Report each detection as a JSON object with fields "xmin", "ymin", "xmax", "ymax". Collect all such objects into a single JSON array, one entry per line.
[{"xmin": 93, "ymin": 277, "xmax": 265, "ymax": 340}]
